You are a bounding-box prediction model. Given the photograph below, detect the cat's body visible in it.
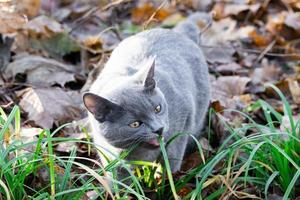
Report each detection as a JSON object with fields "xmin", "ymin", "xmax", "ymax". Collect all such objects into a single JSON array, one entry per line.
[{"xmin": 83, "ymin": 16, "xmax": 210, "ymax": 174}]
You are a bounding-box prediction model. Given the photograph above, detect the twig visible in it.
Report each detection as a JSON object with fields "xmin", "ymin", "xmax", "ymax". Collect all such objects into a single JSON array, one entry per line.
[
  {"xmin": 70, "ymin": 0, "xmax": 131, "ymax": 34},
  {"xmin": 0, "ymin": 101, "xmax": 13, "ymax": 108},
  {"xmin": 255, "ymin": 40, "xmax": 276, "ymax": 63},
  {"xmin": 143, "ymin": 1, "xmax": 167, "ymax": 30}
]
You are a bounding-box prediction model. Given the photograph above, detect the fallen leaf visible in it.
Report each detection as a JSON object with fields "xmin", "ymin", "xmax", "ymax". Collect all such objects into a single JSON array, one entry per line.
[
  {"xmin": 0, "ymin": 9, "xmax": 27, "ymax": 34},
  {"xmin": 24, "ymin": 14, "xmax": 80, "ymax": 56},
  {"xmin": 267, "ymin": 194, "xmax": 283, "ymax": 200},
  {"xmin": 251, "ymin": 59, "xmax": 281, "ymax": 84},
  {"xmin": 214, "ymin": 62, "xmax": 242, "ymax": 74},
  {"xmin": 233, "ymin": 94, "xmax": 254, "ymax": 109},
  {"xmin": 29, "ymin": 32, "xmax": 81, "ymax": 56},
  {"xmin": 203, "ymin": 46, "xmax": 235, "ymax": 64},
  {"xmin": 266, "ymin": 11, "xmax": 300, "ymax": 41},
  {"xmin": 266, "ymin": 12, "xmax": 286, "ymax": 35},
  {"xmin": 0, "ymin": 36, "xmax": 14, "ymax": 70},
  {"xmin": 83, "ymin": 35, "xmax": 103, "ymax": 52},
  {"xmin": 211, "ymin": 76, "xmax": 251, "ymax": 107},
  {"xmin": 40, "ymin": 0, "xmax": 59, "ymax": 14},
  {"xmin": 210, "ymin": 101, "xmax": 225, "ymax": 113},
  {"xmin": 265, "ymin": 79, "xmax": 290, "ymax": 100},
  {"xmin": 224, "ymin": 3, "xmax": 260, "ymax": 17},
  {"xmin": 280, "ymin": 114, "xmax": 300, "ymax": 136},
  {"xmin": 200, "ymin": 17, "xmax": 238, "ymax": 63},
  {"xmin": 288, "ymin": 78, "xmax": 300, "ymax": 104},
  {"xmin": 289, "ymin": 1, "xmax": 300, "ymax": 9},
  {"xmin": 52, "ymin": 7, "xmax": 72, "ymax": 22},
  {"xmin": 0, "ymin": 77, "xmax": 4, "ymax": 85},
  {"xmin": 248, "ymin": 29, "xmax": 273, "ymax": 47},
  {"xmin": 175, "ymin": 0, "xmax": 212, "ymax": 11},
  {"xmin": 284, "ymin": 12, "xmax": 300, "ymax": 31},
  {"xmin": 161, "ymin": 13, "xmax": 185, "ymax": 28},
  {"xmin": 178, "ymin": 186, "xmax": 192, "ymax": 197},
  {"xmin": 17, "ymin": 87, "xmax": 83, "ymax": 129},
  {"xmin": 16, "ymin": 0, "xmax": 41, "ymax": 18},
  {"xmin": 131, "ymin": 2, "xmax": 172, "ymax": 24},
  {"xmin": 4, "ymin": 55, "xmax": 78, "ymax": 86},
  {"xmin": 85, "ymin": 190, "xmax": 98, "ymax": 200},
  {"xmin": 26, "ymin": 15, "xmax": 63, "ymax": 38},
  {"xmin": 21, "ymin": 127, "xmax": 43, "ymax": 138},
  {"xmin": 210, "ymin": 75, "xmax": 251, "ymax": 144}
]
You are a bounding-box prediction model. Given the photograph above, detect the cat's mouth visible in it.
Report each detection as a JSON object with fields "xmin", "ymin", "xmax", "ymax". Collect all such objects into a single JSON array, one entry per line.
[
  {"xmin": 147, "ymin": 138, "xmax": 160, "ymax": 147},
  {"xmin": 144, "ymin": 134, "xmax": 163, "ymax": 148}
]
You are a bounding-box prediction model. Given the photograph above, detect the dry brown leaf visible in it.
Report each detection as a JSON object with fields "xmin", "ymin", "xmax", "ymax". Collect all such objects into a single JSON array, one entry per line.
[
  {"xmin": 214, "ymin": 3, "xmax": 261, "ymax": 19},
  {"xmin": 178, "ymin": 186, "xmax": 192, "ymax": 197},
  {"xmin": 210, "ymin": 74, "xmax": 252, "ymax": 132},
  {"xmin": 224, "ymin": 3, "xmax": 260, "ymax": 17},
  {"xmin": 0, "ymin": 77, "xmax": 4, "ymax": 85},
  {"xmin": 280, "ymin": 114, "xmax": 300, "ymax": 135},
  {"xmin": 26, "ymin": 15, "xmax": 63, "ymax": 38},
  {"xmin": 284, "ymin": 12, "xmax": 300, "ymax": 31},
  {"xmin": 0, "ymin": 36, "xmax": 14, "ymax": 70},
  {"xmin": 266, "ymin": 11, "xmax": 300, "ymax": 41},
  {"xmin": 265, "ymin": 79, "xmax": 290, "ymax": 100},
  {"xmin": 174, "ymin": 0, "xmax": 212, "ymax": 10},
  {"xmin": 0, "ymin": 10, "xmax": 27, "ymax": 34},
  {"xmin": 161, "ymin": 13, "xmax": 185, "ymax": 27},
  {"xmin": 289, "ymin": 1, "xmax": 300, "ymax": 9},
  {"xmin": 4, "ymin": 55, "xmax": 77, "ymax": 86},
  {"xmin": 267, "ymin": 194, "xmax": 284, "ymax": 200},
  {"xmin": 201, "ymin": 17, "xmax": 238, "ymax": 63},
  {"xmin": 131, "ymin": 2, "xmax": 172, "ymax": 24},
  {"xmin": 215, "ymin": 62, "xmax": 242, "ymax": 74},
  {"xmin": 251, "ymin": 59, "xmax": 281, "ymax": 84},
  {"xmin": 266, "ymin": 12, "xmax": 286, "ymax": 35},
  {"xmin": 288, "ymin": 78, "xmax": 300, "ymax": 104},
  {"xmin": 248, "ymin": 29, "xmax": 272, "ymax": 47},
  {"xmin": 83, "ymin": 36, "xmax": 103, "ymax": 52},
  {"xmin": 16, "ymin": 0, "xmax": 41, "ymax": 18},
  {"xmin": 17, "ymin": 87, "xmax": 83, "ymax": 129},
  {"xmin": 212, "ymin": 76, "xmax": 251, "ymax": 103},
  {"xmin": 210, "ymin": 101, "xmax": 225, "ymax": 113}
]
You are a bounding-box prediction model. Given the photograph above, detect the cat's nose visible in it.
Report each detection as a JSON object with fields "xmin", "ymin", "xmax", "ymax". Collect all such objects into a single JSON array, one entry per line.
[{"xmin": 154, "ymin": 127, "xmax": 164, "ymax": 136}]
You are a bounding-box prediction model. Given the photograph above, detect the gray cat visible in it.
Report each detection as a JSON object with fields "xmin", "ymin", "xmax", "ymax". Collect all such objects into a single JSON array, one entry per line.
[{"xmin": 83, "ymin": 14, "xmax": 210, "ymax": 178}]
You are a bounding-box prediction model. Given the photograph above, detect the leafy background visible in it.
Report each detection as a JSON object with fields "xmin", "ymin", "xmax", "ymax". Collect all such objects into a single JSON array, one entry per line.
[{"xmin": 0, "ymin": 0, "xmax": 300, "ymax": 199}]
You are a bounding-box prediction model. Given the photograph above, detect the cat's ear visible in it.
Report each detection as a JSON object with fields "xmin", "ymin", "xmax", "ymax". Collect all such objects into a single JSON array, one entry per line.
[
  {"xmin": 143, "ymin": 59, "xmax": 156, "ymax": 91},
  {"xmin": 83, "ymin": 92, "xmax": 123, "ymax": 122},
  {"xmin": 133, "ymin": 58, "xmax": 156, "ymax": 92}
]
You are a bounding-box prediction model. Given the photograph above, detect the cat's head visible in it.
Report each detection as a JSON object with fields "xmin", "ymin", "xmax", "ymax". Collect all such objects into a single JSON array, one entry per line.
[{"xmin": 83, "ymin": 59, "xmax": 169, "ymax": 149}]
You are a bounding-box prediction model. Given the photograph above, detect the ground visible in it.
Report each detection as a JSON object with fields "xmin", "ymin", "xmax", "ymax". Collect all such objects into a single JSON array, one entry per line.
[{"xmin": 0, "ymin": 0, "xmax": 300, "ymax": 199}]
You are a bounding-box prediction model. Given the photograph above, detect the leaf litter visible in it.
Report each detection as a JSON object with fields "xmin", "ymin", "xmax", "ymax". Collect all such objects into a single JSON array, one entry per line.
[{"xmin": 0, "ymin": 0, "xmax": 300, "ymax": 198}]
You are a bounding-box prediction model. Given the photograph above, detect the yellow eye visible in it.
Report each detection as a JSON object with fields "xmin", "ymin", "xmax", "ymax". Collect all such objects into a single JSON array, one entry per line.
[
  {"xmin": 154, "ymin": 105, "xmax": 161, "ymax": 113},
  {"xmin": 129, "ymin": 121, "xmax": 142, "ymax": 128}
]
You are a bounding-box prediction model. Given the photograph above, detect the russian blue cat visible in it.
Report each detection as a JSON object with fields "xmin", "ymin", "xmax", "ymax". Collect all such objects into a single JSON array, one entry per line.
[{"xmin": 83, "ymin": 14, "xmax": 210, "ymax": 176}]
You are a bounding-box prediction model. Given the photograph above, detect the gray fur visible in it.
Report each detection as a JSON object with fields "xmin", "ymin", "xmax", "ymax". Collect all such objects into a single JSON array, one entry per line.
[{"xmin": 84, "ymin": 17, "xmax": 211, "ymax": 173}]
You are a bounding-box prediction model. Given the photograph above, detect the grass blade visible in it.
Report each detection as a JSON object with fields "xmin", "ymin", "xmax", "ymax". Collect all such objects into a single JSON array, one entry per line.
[
  {"xmin": 283, "ymin": 169, "xmax": 300, "ymax": 199},
  {"xmin": 46, "ymin": 130, "xmax": 56, "ymax": 200},
  {"xmin": 265, "ymin": 171, "xmax": 279, "ymax": 200},
  {"xmin": 159, "ymin": 137, "xmax": 179, "ymax": 200},
  {"xmin": 0, "ymin": 179, "xmax": 11, "ymax": 200}
]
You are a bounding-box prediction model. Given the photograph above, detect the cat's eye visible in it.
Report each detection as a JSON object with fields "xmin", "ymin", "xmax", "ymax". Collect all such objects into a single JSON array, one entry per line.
[
  {"xmin": 129, "ymin": 121, "xmax": 142, "ymax": 128},
  {"xmin": 154, "ymin": 105, "xmax": 161, "ymax": 113}
]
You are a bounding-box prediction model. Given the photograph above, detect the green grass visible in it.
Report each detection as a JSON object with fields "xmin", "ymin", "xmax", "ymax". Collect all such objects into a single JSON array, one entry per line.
[{"xmin": 0, "ymin": 84, "xmax": 299, "ymax": 199}]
